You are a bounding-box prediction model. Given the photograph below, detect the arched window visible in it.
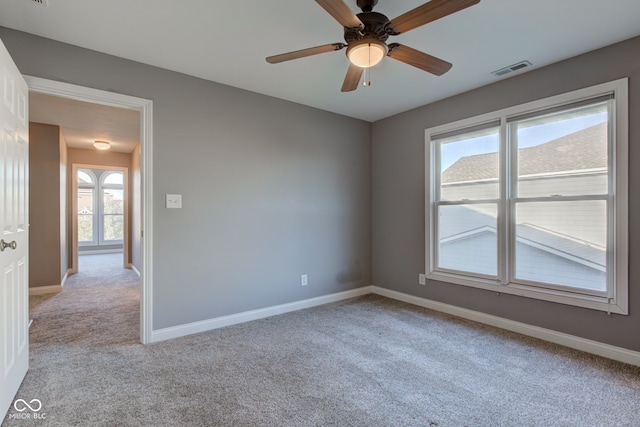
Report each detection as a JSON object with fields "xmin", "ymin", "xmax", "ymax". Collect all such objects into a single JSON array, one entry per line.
[
  {"xmin": 77, "ymin": 168, "xmax": 125, "ymax": 248},
  {"xmin": 77, "ymin": 169, "xmax": 97, "ymax": 245}
]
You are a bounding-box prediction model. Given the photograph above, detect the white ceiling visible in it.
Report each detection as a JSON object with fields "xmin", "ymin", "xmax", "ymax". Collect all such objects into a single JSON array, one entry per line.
[
  {"xmin": 2, "ymin": 0, "xmax": 640, "ymax": 127},
  {"xmin": 29, "ymin": 93, "xmax": 140, "ymax": 153}
]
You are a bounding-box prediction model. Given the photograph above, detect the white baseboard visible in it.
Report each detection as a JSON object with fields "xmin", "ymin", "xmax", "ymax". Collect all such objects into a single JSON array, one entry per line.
[
  {"xmin": 151, "ymin": 286, "xmax": 373, "ymax": 343},
  {"xmin": 131, "ymin": 264, "xmax": 141, "ymax": 277},
  {"xmin": 29, "ymin": 284, "xmax": 62, "ymax": 296},
  {"xmin": 79, "ymin": 249, "xmax": 124, "ymax": 255},
  {"xmin": 29, "ymin": 269, "xmax": 72, "ymax": 296},
  {"xmin": 148, "ymin": 284, "xmax": 640, "ymax": 366},
  {"xmin": 372, "ymin": 286, "xmax": 640, "ymax": 367},
  {"xmin": 61, "ymin": 269, "xmax": 71, "ymax": 288}
]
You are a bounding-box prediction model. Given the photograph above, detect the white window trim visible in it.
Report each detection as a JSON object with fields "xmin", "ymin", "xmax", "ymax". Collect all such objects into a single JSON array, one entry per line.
[
  {"xmin": 77, "ymin": 168, "xmax": 126, "ymax": 247},
  {"xmin": 77, "ymin": 169, "xmax": 98, "ymax": 247},
  {"xmin": 425, "ymin": 78, "xmax": 628, "ymax": 315},
  {"xmin": 99, "ymin": 171, "xmax": 125, "ymax": 245}
]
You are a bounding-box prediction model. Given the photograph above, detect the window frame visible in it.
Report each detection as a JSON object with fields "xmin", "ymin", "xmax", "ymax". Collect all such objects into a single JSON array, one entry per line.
[
  {"xmin": 425, "ymin": 79, "xmax": 628, "ymax": 314},
  {"xmin": 99, "ymin": 171, "xmax": 125, "ymax": 245},
  {"xmin": 77, "ymin": 168, "xmax": 125, "ymax": 247},
  {"xmin": 77, "ymin": 169, "xmax": 98, "ymax": 247}
]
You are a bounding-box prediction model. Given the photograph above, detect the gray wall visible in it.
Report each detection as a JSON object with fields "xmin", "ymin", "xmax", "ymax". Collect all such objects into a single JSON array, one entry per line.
[
  {"xmin": 372, "ymin": 36, "xmax": 640, "ymax": 352},
  {"xmin": 0, "ymin": 27, "xmax": 372, "ymax": 330},
  {"xmin": 29, "ymin": 122, "xmax": 62, "ymax": 288}
]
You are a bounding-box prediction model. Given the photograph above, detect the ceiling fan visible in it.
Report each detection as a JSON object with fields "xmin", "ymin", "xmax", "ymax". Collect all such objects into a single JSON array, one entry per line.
[{"xmin": 266, "ymin": 0, "xmax": 480, "ymax": 92}]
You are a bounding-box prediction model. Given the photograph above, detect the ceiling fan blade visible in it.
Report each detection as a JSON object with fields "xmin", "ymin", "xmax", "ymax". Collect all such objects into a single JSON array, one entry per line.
[
  {"xmin": 315, "ymin": 0, "xmax": 364, "ymax": 29},
  {"xmin": 386, "ymin": 0, "xmax": 480, "ymax": 35},
  {"xmin": 266, "ymin": 43, "xmax": 345, "ymax": 64},
  {"xmin": 388, "ymin": 43, "xmax": 452, "ymax": 75},
  {"xmin": 341, "ymin": 63, "xmax": 364, "ymax": 92}
]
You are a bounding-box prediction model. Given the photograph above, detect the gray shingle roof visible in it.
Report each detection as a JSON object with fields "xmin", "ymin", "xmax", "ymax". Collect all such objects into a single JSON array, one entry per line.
[
  {"xmin": 516, "ymin": 223, "xmax": 605, "ymax": 267},
  {"xmin": 440, "ymin": 205, "xmax": 605, "ymax": 267},
  {"xmin": 442, "ymin": 123, "xmax": 607, "ymax": 184}
]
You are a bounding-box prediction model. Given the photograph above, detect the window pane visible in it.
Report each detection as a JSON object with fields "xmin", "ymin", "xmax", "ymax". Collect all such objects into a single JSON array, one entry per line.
[
  {"xmin": 78, "ymin": 170, "xmax": 94, "ymax": 186},
  {"xmin": 78, "ymin": 215, "xmax": 93, "ymax": 242},
  {"xmin": 514, "ymin": 103, "xmax": 609, "ymax": 197},
  {"xmin": 438, "ymin": 127, "xmax": 500, "ymax": 201},
  {"xmin": 437, "ymin": 204, "xmax": 497, "ymax": 276},
  {"xmin": 514, "ymin": 201, "xmax": 606, "ymax": 292},
  {"xmin": 103, "ymin": 172, "xmax": 124, "ymax": 186},
  {"xmin": 103, "ymin": 189, "xmax": 124, "ymax": 214},
  {"xmin": 77, "ymin": 188, "xmax": 94, "ymax": 243},
  {"xmin": 103, "ymin": 215, "xmax": 123, "ymax": 241}
]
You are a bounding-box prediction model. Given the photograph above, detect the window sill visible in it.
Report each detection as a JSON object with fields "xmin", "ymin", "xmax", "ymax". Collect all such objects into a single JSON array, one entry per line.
[{"xmin": 427, "ymin": 271, "xmax": 628, "ymax": 315}]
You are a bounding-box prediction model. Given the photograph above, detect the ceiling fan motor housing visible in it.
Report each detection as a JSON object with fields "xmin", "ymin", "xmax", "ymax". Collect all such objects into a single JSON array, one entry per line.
[{"xmin": 344, "ymin": 11, "xmax": 390, "ymax": 44}]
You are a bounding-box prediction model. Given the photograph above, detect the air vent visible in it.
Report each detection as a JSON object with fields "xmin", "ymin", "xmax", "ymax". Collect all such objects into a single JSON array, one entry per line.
[
  {"xmin": 30, "ymin": 0, "xmax": 48, "ymax": 5},
  {"xmin": 491, "ymin": 60, "xmax": 532, "ymax": 77}
]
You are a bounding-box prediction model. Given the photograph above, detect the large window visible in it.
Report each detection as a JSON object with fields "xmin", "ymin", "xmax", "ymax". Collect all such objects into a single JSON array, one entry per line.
[
  {"xmin": 77, "ymin": 169, "xmax": 125, "ymax": 247},
  {"xmin": 426, "ymin": 79, "xmax": 628, "ymax": 314}
]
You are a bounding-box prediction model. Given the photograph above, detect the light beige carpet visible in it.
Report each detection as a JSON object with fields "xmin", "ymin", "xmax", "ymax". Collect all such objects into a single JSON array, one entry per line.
[{"xmin": 3, "ymin": 253, "xmax": 640, "ymax": 426}]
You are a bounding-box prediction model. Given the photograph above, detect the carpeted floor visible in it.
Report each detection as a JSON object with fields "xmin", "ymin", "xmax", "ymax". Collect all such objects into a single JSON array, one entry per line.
[{"xmin": 3, "ymin": 253, "xmax": 640, "ymax": 426}]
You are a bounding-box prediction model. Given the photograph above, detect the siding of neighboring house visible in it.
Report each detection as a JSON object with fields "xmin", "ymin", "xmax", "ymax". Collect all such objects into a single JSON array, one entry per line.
[
  {"xmin": 438, "ymin": 231, "xmax": 605, "ymax": 290},
  {"xmin": 514, "ymin": 243, "xmax": 605, "ymax": 291},
  {"xmin": 441, "ymin": 175, "xmax": 607, "ymax": 246}
]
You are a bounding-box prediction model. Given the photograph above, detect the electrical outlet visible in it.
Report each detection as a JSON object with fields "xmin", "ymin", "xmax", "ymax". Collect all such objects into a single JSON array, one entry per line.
[
  {"xmin": 418, "ymin": 273, "xmax": 426, "ymax": 286},
  {"xmin": 301, "ymin": 274, "xmax": 308, "ymax": 286}
]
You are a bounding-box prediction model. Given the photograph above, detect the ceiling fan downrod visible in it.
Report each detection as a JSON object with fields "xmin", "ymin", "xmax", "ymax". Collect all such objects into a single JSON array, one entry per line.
[{"xmin": 356, "ymin": 0, "xmax": 378, "ymax": 12}]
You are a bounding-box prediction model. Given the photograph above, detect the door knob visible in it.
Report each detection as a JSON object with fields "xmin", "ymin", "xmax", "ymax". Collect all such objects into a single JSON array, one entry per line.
[{"xmin": 0, "ymin": 239, "xmax": 17, "ymax": 251}]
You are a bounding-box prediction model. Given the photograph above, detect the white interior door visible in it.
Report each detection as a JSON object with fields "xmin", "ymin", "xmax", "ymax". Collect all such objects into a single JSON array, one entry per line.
[{"xmin": 0, "ymin": 38, "xmax": 29, "ymax": 420}]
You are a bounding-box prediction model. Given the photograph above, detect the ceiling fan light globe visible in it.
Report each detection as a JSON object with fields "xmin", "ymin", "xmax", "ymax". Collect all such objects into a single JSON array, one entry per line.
[{"xmin": 347, "ymin": 40, "xmax": 387, "ymax": 68}]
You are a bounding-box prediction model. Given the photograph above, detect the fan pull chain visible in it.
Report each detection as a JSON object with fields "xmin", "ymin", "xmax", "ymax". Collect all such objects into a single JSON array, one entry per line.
[
  {"xmin": 363, "ymin": 67, "xmax": 371, "ymax": 87},
  {"xmin": 363, "ymin": 45, "xmax": 372, "ymax": 87}
]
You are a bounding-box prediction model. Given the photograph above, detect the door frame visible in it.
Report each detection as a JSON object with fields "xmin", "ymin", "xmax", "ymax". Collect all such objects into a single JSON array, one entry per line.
[
  {"xmin": 25, "ymin": 76, "xmax": 154, "ymax": 344},
  {"xmin": 72, "ymin": 164, "xmax": 130, "ymax": 273}
]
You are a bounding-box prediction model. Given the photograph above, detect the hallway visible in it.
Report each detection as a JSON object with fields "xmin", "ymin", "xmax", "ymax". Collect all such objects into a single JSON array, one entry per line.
[{"xmin": 29, "ymin": 253, "xmax": 140, "ymax": 347}]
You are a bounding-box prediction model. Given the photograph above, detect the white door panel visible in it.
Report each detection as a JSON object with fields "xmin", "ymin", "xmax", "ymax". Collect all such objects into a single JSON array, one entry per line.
[{"xmin": 0, "ymin": 37, "xmax": 29, "ymax": 420}]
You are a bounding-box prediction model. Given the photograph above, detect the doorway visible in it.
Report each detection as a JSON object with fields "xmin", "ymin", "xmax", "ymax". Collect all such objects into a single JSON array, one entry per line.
[{"xmin": 26, "ymin": 76, "xmax": 153, "ymax": 344}]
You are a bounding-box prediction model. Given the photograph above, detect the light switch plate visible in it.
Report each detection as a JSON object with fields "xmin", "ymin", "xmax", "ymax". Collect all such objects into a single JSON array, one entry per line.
[{"xmin": 166, "ymin": 194, "xmax": 182, "ymax": 209}]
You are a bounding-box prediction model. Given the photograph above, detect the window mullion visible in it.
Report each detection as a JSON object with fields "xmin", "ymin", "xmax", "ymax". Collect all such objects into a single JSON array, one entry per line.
[
  {"xmin": 98, "ymin": 185, "xmax": 104, "ymax": 245},
  {"xmin": 498, "ymin": 117, "xmax": 510, "ymax": 285},
  {"xmin": 431, "ymin": 140, "xmax": 441, "ymax": 273},
  {"xmin": 436, "ymin": 199, "xmax": 500, "ymax": 206},
  {"xmin": 513, "ymin": 194, "xmax": 608, "ymax": 203},
  {"xmin": 92, "ymin": 186, "xmax": 99, "ymax": 245},
  {"xmin": 606, "ymin": 98, "xmax": 617, "ymax": 300}
]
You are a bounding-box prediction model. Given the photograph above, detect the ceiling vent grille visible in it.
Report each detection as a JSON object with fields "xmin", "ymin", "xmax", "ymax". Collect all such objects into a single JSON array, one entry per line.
[
  {"xmin": 30, "ymin": 0, "xmax": 48, "ymax": 5},
  {"xmin": 492, "ymin": 60, "xmax": 532, "ymax": 77}
]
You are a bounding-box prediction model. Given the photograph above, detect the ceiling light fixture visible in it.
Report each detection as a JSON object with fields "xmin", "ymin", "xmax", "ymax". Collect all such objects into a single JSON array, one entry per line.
[
  {"xmin": 346, "ymin": 39, "xmax": 388, "ymax": 68},
  {"xmin": 93, "ymin": 140, "xmax": 111, "ymax": 151}
]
